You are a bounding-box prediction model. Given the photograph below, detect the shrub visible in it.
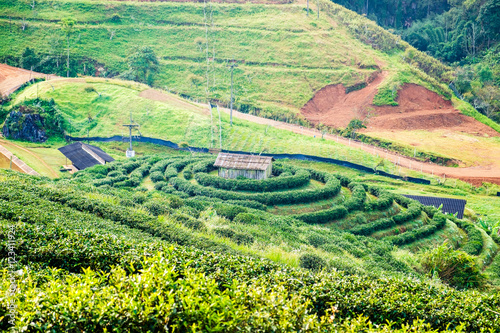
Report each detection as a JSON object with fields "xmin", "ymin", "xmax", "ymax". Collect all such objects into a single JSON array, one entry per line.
[
  {"xmin": 389, "ymin": 213, "xmax": 447, "ymax": 246},
  {"xmin": 452, "ymin": 218, "xmax": 484, "ymax": 256},
  {"xmin": 172, "ymin": 212, "xmax": 205, "ymax": 231},
  {"xmin": 232, "ymin": 232, "xmax": 254, "ymax": 245},
  {"xmin": 149, "ymin": 171, "xmax": 165, "ymax": 183},
  {"xmin": 84, "ymin": 85, "xmax": 96, "ymax": 93},
  {"xmin": 420, "ymin": 242, "xmax": 487, "ymax": 290},
  {"xmin": 234, "ymin": 213, "xmax": 259, "ymax": 224},
  {"xmin": 171, "ymin": 175, "xmax": 341, "ymax": 206},
  {"xmin": 307, "ymin": 234, "xmax": 329, "ymax": 248},
  {"xmin": 154, "ymin": 181, "xmax": 167, "ymax": 190},
  {"xmin": 143, "ymin": 201, "xmax": 171, "ymax": 216},
  {"xmin": 131, "ymin": 192, "xmax": 148, "ymax": 205},
  {"xmin": 343, "ymin": 183, "xmax": 366, "ymax": 211},
  {"xmin": 213, "ymin": 227, "xmax": 235, "ymax": 239},
  {"xmin": 299, "ymin": 253, "xmax": 326, "ymax": 271},
  {"xmin": 364, "ymin": 187, "xmax": 394, "ymax": 211}
]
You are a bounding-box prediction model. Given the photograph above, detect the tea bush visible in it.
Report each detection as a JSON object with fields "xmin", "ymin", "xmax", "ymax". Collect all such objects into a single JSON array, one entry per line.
[{"xmin": 420, "ymin": 243, "xmax": 487, "ymax": 290}]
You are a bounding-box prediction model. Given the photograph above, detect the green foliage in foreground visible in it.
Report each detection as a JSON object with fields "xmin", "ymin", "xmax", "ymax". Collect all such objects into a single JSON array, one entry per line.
[
  {"xmin": 0, "ymin": 151, "xmax": 498, "ymax": 331},
  {"xmin": 2, "ymin": 243, "xmax": 500, "ymax": 331},
  {"xmin": 421, "ymin": 242, "xmax": 488, "ymax": 290}
]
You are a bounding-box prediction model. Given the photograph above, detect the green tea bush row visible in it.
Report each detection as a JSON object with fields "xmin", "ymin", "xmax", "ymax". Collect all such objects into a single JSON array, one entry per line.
[
  {"xmin": 350, "ymin": 202, "xmax": 423, "ymax": 236},
  {"xmin": 150, "ymin": 171, "xmax": 165, "ymax": 183},
  {"xmin": 191, "ymin": 158, "xmax": 217, "ymax": 173},
  {"xmin": 365, "ymin": 186, "xmax": 394, "ymax": 211},
  {"xmin": 4, "ymin": 246, "xmax": 499, "ymax": 331},
  {"xmin": 191, "ymin": 196, "xmax": 266, "ymax": 210},
  {"xmin": 0, "ymin": 182, "xmax": 232, "ymax": 255},
  {"xmin": 292, "ymin": 205, "xmax": 348, "ymax": 224},
  {"xmin": 388, "ymin": 213, "xmax": 447, "ymax": 246},
  {"xmin": 170, "ymin": 175, "xmax": 341, "ymax": 206},
  {"xmin": 0, "ymin": 219, "xmax": 160, "ymax": 273},
  {"xmin": 343, "ymin": 183, "xmax": 367, "ymax": 212},
  {"xmin": 150, "ymin": 158, "xmax": 176, "ymax": 174},
  {"xmin": 183, "ymin": 164, "xmax": 194, "ymax": 180},
  {"xmin": 194, "ymin": 168, "xmax": 310, "ymax": 192},
  {"xmin": 450, "ymin": 217, "xmax": 484, "ymax": 256}
]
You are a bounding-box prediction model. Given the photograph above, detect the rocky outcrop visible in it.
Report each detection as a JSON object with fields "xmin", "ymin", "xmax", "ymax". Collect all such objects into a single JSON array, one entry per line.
[{"xmin": 2, "ymin": 110, "xmax": 47, "ymax": 142}]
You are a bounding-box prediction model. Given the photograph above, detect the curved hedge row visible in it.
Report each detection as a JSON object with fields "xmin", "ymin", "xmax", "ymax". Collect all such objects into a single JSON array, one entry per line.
[
  {"xmin": 191, "ymin": 158, "xmax": 217, "ymax": 173},
  {"xmin": 388, "ymin": 213, "xmax": 448, "ymax": 246},
  {"xmin": 292, "ymin": 205, "xmax": 348, "ymax": 224},
  {"xmin": 365, "ymin": 187, "xmax": 394, "ymax": 211},
  {"xmin": 170, "ymin": 175, "xmax": 341, "ymax": 206},
  {"xmin": 343, "ymin": 183, "xmax": 367, "ymax": 212},
  {"xmin": 350, "ymin": 202, "xmax": 423, "ymax": 236},
  {"xmin": 194, "ymin": 168, "xmax": 311, "ymax": 192},
  {"xmin": 451, "ymin": 217, "xmax": 484, "ymax": 256}
]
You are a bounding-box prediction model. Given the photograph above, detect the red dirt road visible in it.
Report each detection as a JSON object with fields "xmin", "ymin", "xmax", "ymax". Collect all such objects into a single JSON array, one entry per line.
[{"xmin": 0, "ymin": 63, "xmax": 58, "ymax": 98}]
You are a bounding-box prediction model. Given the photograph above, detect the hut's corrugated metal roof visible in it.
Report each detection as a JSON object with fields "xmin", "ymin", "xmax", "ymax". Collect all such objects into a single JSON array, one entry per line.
[
  {"xmin": 403, "ymin": 195, "xmax": 466, "ymax": 219},
  {"xmin": 214, "ymin": 153, "xmax": 273, "ymax": 171},
  {"xmin": 59, "ymin": 142, "xmax": 114, "ymax": 170}
]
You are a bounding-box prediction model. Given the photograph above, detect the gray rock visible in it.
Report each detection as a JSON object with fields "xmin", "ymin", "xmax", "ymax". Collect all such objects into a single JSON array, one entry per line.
[{"xmin": 2, "ymin": 111, "xmax": 47, "ymax": 142}]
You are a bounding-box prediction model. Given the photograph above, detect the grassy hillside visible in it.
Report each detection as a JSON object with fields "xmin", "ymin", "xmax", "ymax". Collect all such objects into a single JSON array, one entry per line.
[
  {"xmin": 10, "ymin": 78, "xmax": 396, "ymax": 172},
  {"xmin": 0, "ymin": 0, "xmax": 456, "ymax": 123},
  {"xmin": 1, "ymin": 153, "xmax": 499, "ymax": 330}
]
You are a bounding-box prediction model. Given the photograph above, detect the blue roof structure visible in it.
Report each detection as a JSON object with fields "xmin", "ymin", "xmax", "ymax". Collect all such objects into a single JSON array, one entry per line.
[{"xmin": 403, "ymin": 195, "xmax": 467, "ymax": 219}]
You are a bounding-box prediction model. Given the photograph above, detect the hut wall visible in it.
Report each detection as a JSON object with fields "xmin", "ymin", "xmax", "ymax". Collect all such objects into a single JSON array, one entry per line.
[{"xmin": 218, "ymin": 167, "xmax": 267, "ymax": 180}]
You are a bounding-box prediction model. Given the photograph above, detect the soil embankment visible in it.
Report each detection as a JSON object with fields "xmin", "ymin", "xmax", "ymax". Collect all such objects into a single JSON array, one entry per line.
[
  {"xmin": 301, "ymin": 74, "xmax": 499, "ymax": 137},
  {"xmin": 0, "ymin": 63, "xmax": 57, "ymax": 97}
]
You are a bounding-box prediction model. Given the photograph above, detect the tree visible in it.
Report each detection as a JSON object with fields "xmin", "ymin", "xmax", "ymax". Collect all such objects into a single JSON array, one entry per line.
[
  {"xmin": 19, "ymin": 47, "xmax": 38, "ymax": 71},
  {"xmin": 343, "ymin": 118, "xmax": 366, "ymax": 138},
  {"xmin": 478, "ymin": 0, "xmax": 500, "ymax": 39},
  {"xmin": 123, "ymin": 46, "xmax": 159, "ymax": 85},
  {"xmin": 60, "ymin": 18, "xmax": 75, "ymax": 77}
]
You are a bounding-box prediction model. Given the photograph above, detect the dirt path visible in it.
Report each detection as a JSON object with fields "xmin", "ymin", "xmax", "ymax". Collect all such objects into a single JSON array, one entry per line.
[
  {"xmin": 0, "ymin": 139, "xmax": 58, "ymax": 178},
  {"xmin": 187, "ymin": 97, "xmax": 500, "ymax": 186},
  {"xmin": 0, "ymin": 63, "xmax": 58, "ymax": 97}
]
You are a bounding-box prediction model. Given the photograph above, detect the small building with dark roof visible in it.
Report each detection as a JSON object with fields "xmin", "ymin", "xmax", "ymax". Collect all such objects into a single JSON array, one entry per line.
[
  {"xmin": 214, "ymin": 153, "xmax": 273, "ymax": 180},
  {"xmin": 58, "ymin": 142, "xmax": 114, "ymax": 171},
  {"xmin": 403, "ymin": 195, "xmax": 467, "ymax": 219}
]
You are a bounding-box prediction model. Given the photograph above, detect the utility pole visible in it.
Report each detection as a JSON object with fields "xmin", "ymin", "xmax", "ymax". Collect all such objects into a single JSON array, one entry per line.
[
  {"xmin": 208, "ymin": 102, "xmax": 214, "ymax": 148},
  {"xmin": 122, "ymin": 112, "xmax": 140, "ymax": 158},
  {"xmin": 216, "ymin": 104, "xmax": 222, "ymax": 150},
  {"xmin": 228, "ymin": 60, "xmax": 238, "ymax": 126}
]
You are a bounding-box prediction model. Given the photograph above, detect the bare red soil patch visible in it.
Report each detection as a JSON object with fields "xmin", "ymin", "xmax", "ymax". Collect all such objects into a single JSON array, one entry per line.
[
  {"xmin": 0, "ymin": 63, "xmax": 57, "ymax": 98},
  {"xmin": 301, "ymin": 77, "xmax": 499, "ymax": 137}
]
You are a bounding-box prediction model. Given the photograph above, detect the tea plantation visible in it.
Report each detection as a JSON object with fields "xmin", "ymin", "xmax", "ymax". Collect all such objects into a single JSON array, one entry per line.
[{"xmin": 2, "ymin": 153, "xmax": 499, "ymax": 331}]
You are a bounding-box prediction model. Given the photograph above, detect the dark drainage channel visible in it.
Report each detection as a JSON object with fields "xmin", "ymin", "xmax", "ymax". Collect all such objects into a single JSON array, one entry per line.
[{"xmin": 67, "ymin": 135, "xmax": 431, "ymax": 185}]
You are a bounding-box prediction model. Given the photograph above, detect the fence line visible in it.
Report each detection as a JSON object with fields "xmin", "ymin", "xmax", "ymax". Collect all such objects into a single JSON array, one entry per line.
[{"xmin": 66, "ymin": 135, "xmax": 431, "ymax": 185}]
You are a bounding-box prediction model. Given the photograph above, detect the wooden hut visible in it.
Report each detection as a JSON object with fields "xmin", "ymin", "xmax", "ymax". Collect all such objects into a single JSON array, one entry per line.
[{"xmin": 214, "ymin": 153, "xmax": 273, "ymax": 180}]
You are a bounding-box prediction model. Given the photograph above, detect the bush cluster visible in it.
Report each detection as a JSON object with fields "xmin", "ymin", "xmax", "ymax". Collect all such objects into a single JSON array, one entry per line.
[
  {"xmin": 388, "ymin": 213, "xmax": 447, "ymax": 246},
  {"xmin": 350, "ymin": 202, "xmax": 423, "ymax": 236},
  {"xmin": 451, "ymin": 217, "xmax": 484, "ymax": 256},
  {"xmin": 364, "ymin": 186, "xmax": 394, "ymax": 211},
  {"xmin": 343, "ymin": 183, "xmax": 367, "ymax": 212},
  {"xmin": 194, "ymin": 168, "xmax": 310, "ymax": 192},
  {"xmin": 170, "ymin": 175, "xmax": 341, "ymax": 206},
  {"xmin": 292, "ymin": 205, "xmax": 348, "ymax": 224},
  {"xmin": 421, "ymin": 243, "xmax": 487, "ymax": 290}
]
